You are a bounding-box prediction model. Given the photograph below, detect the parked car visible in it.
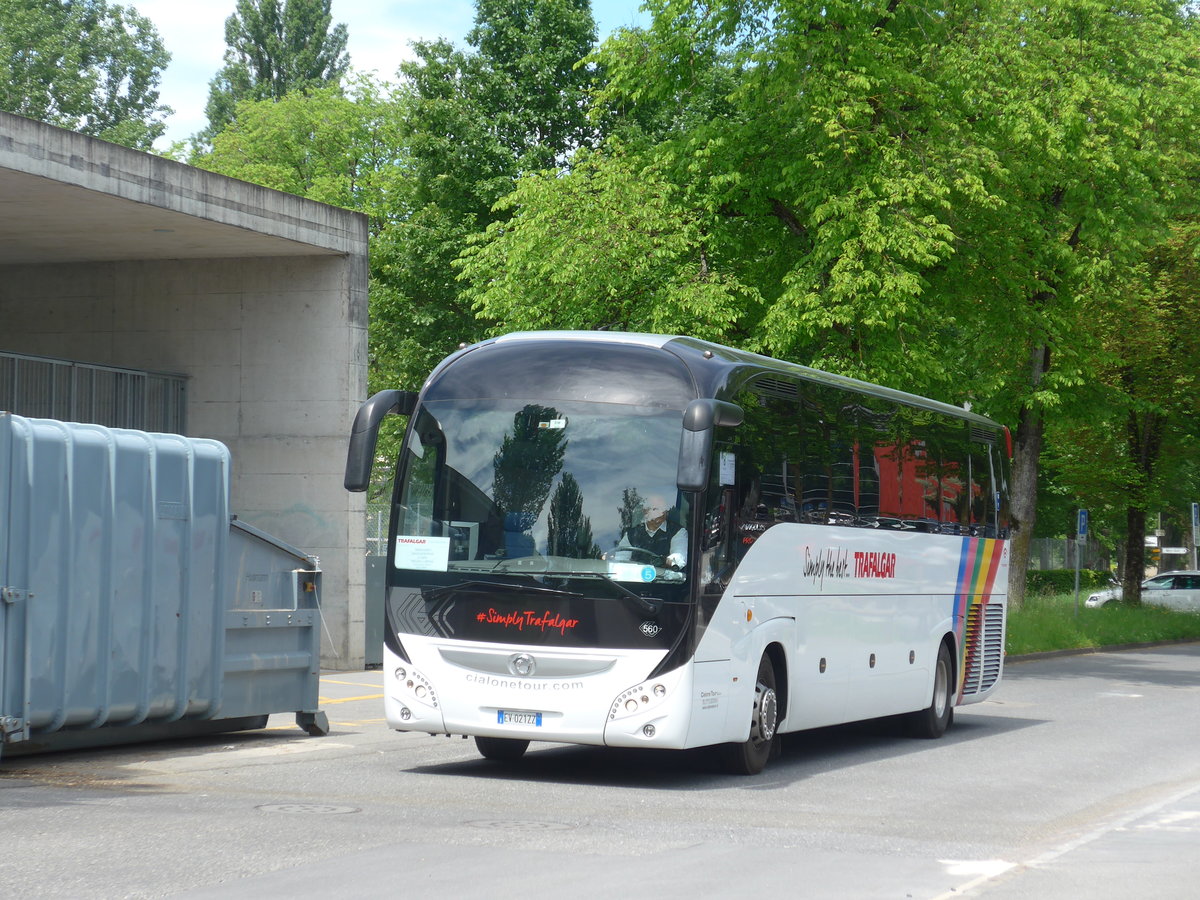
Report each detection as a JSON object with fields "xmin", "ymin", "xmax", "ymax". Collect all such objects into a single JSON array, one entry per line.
[{"xmin": 1085, "ymin": 570, "xmax": 1200, "ymax": 611}]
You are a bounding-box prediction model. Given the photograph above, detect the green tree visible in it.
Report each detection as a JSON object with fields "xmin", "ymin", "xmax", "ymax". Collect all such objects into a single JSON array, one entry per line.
[
  {"xmin": 466, "ymin": 0, "xmax": 599, "ymax": 170},
  {"xmin": 200, "ymin": 0, "xmax": 349, "ymax": 144},
  {"xmin": 375, "ymin": 0, "xmax": 600, "ymax": 388},
  {"xmin": 936, "ymin": 1, "xmax": 1199, "ymax": 608},
  {"xmin": 461, "ymin": 150, "xmax": 757, "ymax": 337},
  {"xmin": 467, "ymin": 0, "xmax": 1200, "ymax": 607},
  {"xmin": 196, "ymin": 77, "xmax": 402, "ymax": 228},
  {"xmin": 1047, "ymin": 220, "xmax": 1200, "ymax": 602},
  {"xmin": 0, "ymin": 0, "xmax": 170, "ymax": 149}
]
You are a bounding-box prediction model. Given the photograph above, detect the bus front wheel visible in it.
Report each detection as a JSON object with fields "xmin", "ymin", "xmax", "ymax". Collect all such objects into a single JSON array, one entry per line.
[
  {"xmin": 475, "ymin": 736, "xmax": 530, "ymax": 761},
  {"xmin": 909, "ymin": 642, "xmax": 954, "ymax": 739},
  {"xmin": 719, "ymin": 654, "xmax": 779, "ymax": 775}
]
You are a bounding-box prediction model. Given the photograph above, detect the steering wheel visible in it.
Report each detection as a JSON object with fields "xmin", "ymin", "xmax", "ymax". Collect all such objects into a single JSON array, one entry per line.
[{"xmin": 622, "ymin": 546, "xmax": 664, "ymax": 566}]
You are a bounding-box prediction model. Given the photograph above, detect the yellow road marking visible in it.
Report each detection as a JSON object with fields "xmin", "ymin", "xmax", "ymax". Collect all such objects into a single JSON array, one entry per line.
[
  {"xmin": 321, "ymin": 678, "xmax": 383, "ymax": 688},
  {"xmin": 318, "ymin": 693, "xmax": 384, "ymax": 705}
]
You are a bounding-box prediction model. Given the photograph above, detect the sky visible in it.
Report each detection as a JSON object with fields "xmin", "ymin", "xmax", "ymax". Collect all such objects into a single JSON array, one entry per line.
[{"xmin": 132, "ymin": 0, "xmax": 650, "ymax": 149}]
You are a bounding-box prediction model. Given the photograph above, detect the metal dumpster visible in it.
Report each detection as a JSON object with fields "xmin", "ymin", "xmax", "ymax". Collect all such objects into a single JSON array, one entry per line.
[{"xmin": 0, "ymin": 412, "xmax": 326, "ymax": 759}]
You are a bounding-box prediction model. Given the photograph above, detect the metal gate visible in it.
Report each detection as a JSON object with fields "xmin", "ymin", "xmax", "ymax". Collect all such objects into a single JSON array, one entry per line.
[{"xmin": 0, "ymin": 351, "xmax": 186, "ymax": 433}]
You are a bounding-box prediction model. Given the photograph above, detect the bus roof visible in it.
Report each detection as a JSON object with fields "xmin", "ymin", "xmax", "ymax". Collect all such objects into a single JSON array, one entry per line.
[{"xmin": 488, "ymin": 331, "xmax": 1004, "ymax": 429}]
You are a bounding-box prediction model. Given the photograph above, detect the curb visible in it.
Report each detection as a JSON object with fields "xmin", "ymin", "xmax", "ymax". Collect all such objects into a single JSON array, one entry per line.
[{"xmin": 1007, "ymin": 638, "xmax": 1200, "ymax": 663}]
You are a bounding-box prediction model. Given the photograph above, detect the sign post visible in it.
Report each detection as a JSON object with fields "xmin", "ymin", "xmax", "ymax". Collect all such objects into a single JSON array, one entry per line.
[
  {"xmin": 1075, "ymin": 509, "xmax": 1088, "ymax": 617},
  {"xmin": 1192, "ymin": 502, "xmax": 1199, "ymax": 571}
]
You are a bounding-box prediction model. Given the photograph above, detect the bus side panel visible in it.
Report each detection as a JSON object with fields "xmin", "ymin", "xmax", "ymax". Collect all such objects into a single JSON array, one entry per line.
[
  {"xmin": 697, "ymin": 523, "xmax": 1008, "ymax": 732},
  {"xmin": 683, "ymin": 659, "xmax": 734, "ymax": 747},
  {"xmin": 955, "ymin": 538, "xmax": 1009, "ymax": 706}
]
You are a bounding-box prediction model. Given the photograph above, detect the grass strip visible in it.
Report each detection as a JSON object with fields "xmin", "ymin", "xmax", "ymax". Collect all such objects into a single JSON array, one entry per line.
[{"xmin": 1007, "ymin": 591, "xmax": 1200, "ymax": 656}]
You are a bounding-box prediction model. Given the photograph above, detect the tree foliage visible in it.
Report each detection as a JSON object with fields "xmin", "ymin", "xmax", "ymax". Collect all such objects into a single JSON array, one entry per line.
[
  {"xmin": 372, "ymin": 0, "xmax": 601, "ymax": 389},
  {"xmin": 1045, "ymin": 218, "xmax": 1200, "ymax": 600},
  {"xmin": 462, "ymin": 0, "xmax": 1200, "ymax": 606},
  {"xmin": 179, "ymin": 0, "xmax": 1200, "ymax": 591},
  {"xmin": 461, "ymin": 150, "xmax": 758, "ymax": 336},
  {"xmin": 0, "ymin": 0, "xmax": 170, "ymax": 149},
  {"xmin": 201, "ymin": 0, "xmax": 349, "ymax": 144},
  {"xmin": 197, "ymin": 77, "xmax": 403, "ymax": 228}
]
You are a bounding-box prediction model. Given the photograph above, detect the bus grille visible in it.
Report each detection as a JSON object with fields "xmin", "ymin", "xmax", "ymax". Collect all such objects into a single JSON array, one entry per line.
[{"xmin": 961, "ymin": 602, "xmax": 1005, "ymax": 696}]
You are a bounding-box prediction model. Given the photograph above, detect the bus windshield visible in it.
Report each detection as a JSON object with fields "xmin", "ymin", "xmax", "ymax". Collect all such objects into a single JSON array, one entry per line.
[{"xmin": 393, "ymin": 398, "xmax": 690, "ymax": 585}]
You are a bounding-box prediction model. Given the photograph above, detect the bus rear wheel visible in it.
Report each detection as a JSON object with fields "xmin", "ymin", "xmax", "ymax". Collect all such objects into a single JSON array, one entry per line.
[
  {"xmin": 719, "ymin": 654, "xmax": 779, "ymax": 775},
  {"xmin": 909, "ymin": 642, "xmax": 954, "ymax": 739},
  {"xmin": 474, "ymin": 736, "xmax": 530, "ymax": 761}
]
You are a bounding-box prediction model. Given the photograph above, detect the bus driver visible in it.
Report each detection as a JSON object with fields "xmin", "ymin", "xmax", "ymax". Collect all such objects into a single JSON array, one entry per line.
[{"xmin": 617, "ymin": 494, "xmax": 687, "ymax": 568}]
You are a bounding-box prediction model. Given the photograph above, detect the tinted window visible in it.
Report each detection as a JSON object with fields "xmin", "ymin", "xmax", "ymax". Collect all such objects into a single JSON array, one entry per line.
[{"xmin": 712, "ymin": 375, "xmax": 1007, "ymax": 543}]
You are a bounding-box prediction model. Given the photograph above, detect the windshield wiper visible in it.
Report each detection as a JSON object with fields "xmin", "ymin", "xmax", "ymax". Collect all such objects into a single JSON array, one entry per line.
[{"xmin": 551, "ymin": 572, "xmax": 664, "ymax": 616}]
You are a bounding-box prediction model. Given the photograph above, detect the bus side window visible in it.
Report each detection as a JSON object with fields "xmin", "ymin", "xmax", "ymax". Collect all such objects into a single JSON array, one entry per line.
[
  {"xmin": 699, "ymin": 439, "xmax": 737, "ymax": 600},
  {"xmin": 395, "ymin": 420, "xmax": 438, "ymax": 538},
  {"xmin": 967, "ymin": 435, "xmax": 993, "ymax": 537},
  {"xmin": 991, "ymin": 442, "xmax": 1011, "ymax": 537},
  {"xmin": 733, "ymin": 382, "xmax": 801, "ymax": 548},
  {"xmin": 925, "ymin": 417, "xmax": 971, "ymax": 534}
]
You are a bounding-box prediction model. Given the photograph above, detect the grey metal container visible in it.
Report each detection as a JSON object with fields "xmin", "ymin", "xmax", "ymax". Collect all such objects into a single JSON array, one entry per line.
[{"xmin": 0, "ymin": 412, "xmax": 326, "ymax": 758}]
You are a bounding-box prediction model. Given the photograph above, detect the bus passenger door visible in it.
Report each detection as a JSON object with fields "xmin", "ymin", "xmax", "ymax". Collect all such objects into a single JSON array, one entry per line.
[
  {"xmin": 686, "ymin": 454, "xmax": 743, "ymax": 746},
  {"xmin": 695, "ymin": 470, "xmax": 739, "ymax": 659}
]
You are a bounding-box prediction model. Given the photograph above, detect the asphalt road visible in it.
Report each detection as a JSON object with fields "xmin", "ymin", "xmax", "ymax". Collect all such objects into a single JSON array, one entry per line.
[{"xmin": 2, "ymin": 644, "xmax": 1198, "ymax": 899}]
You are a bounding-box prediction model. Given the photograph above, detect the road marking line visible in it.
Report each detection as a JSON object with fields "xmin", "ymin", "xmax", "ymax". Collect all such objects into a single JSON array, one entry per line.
[
  {"xmin": 930, "ymin": 781, "xmax": 1200, "ymax": 899},
  {"xmin": 321, "ymin": 679, "xmax": 382, "ymax": 688},
  {"xmin": 932, "ymin": 860, "xmax": 1016, "ymax": 898},
  {"xmin": 317, "ymin": 693, "xmax": 384, "ymax": 705}
]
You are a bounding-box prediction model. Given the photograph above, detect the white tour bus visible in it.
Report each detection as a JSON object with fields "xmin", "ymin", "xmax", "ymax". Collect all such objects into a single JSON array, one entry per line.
[{"xmin": 345, "ymin": 332, "xmax": 1011, "ymax": 774}]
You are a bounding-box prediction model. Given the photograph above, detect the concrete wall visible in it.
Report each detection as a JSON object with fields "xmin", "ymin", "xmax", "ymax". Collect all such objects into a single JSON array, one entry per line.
[{"xmin": 0, "ymin": 255, "xmax": 368, "ymax": 669}]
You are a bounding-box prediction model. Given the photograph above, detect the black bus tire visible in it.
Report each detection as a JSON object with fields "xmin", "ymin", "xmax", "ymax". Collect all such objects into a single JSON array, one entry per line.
[
  {"xmin": 719, "ymin": 653, "xmax": 779, "ymax": 775},
  {"xmin": 475, "ymin": 736, "xmax": 530, "ymax": 761},
  {"xmin": 909, "ymin": 641, "xmax": 954, "ymax": 739}
]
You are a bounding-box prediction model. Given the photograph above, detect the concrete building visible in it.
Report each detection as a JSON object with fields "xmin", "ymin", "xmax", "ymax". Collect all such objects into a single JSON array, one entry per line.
[{"xmin": 0, "ymin": 111, "xmax": 370, "ymax": 669}]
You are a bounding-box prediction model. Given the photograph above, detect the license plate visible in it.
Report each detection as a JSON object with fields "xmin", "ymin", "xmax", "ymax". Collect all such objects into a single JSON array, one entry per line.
[{"xmin": 497, "ymin": 710, "xmax": 542, "ymax": 726}]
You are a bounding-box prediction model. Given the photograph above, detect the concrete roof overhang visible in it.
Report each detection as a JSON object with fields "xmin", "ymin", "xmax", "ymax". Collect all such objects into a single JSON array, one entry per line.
[{"xmin": 0, "ymin": 111, "xmax": 367, "ymax": 266}]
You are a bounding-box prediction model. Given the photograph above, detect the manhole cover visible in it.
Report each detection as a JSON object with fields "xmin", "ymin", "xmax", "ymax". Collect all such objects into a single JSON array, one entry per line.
[
  {"xmin": 257, "ymin": 803, "xmax": 361, "ymax": 815},
  {"xmin": 466, "ymin": 819, "xmax": 572, "ymax": 831}
]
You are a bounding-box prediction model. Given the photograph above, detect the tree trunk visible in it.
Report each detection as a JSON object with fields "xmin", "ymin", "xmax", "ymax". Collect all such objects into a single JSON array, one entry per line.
[
  {"xmin": 1122, "ymin": 505, "xmax": 1146, "ymax": 606},
  {"xmin": 1008, "ymin": 406, "xmax": 1043, "ymax": 612},
  {"xmin": 1007, "ymin": 344, "xmax": 1050, "ymax": 612},
  {"xmin": 1120, "ymin": 408, "xmax": 1163, "ymax": 606}
]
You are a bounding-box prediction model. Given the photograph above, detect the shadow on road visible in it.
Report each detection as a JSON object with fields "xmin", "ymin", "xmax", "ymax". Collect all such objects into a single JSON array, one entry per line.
[{"xmin": 404, "ymin": 710, "xmax": 1043, "ymax": 791}]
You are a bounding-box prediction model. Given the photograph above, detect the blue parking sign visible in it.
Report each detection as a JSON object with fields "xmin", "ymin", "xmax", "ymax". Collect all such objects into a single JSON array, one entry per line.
[{"xmin": 1077, "ymin": 508, "xmax": 1088, "ymax": 539}]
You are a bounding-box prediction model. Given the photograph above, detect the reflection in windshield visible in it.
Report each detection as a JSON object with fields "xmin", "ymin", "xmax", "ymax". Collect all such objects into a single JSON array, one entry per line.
[
  {"xmin": 548, "ymin": 473, "xmax": 601, "ymax": 559},
  {"xmin": 394, "ymin": 399, "xmax": 687, "ymax": 583},
  {"xmin": 492, "ymin": 404, "xmax": 567, "ymax": 554}
]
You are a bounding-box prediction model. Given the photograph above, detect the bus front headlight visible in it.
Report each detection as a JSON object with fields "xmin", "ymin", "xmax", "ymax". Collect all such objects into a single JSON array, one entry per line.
[
  {"xmin": 609, "ymin": 683, "xmax": 669, "ymax": 721},
  {"xmin": 393, "ymin": 665, "xmax": 439, "ymax": 710}
]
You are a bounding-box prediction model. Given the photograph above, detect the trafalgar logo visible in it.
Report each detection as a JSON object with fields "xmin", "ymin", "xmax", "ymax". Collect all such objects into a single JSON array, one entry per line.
[
  {"xmin": 853, "ymin": 550, "xmax": 897, "ymax": 579},
  {"xmin": 802, "ymin": 547, "xmax": 900, "ymax": 587},
  {"xmin": 475, "ymin": 608, "xmax": 580, "ymax": 635}
]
